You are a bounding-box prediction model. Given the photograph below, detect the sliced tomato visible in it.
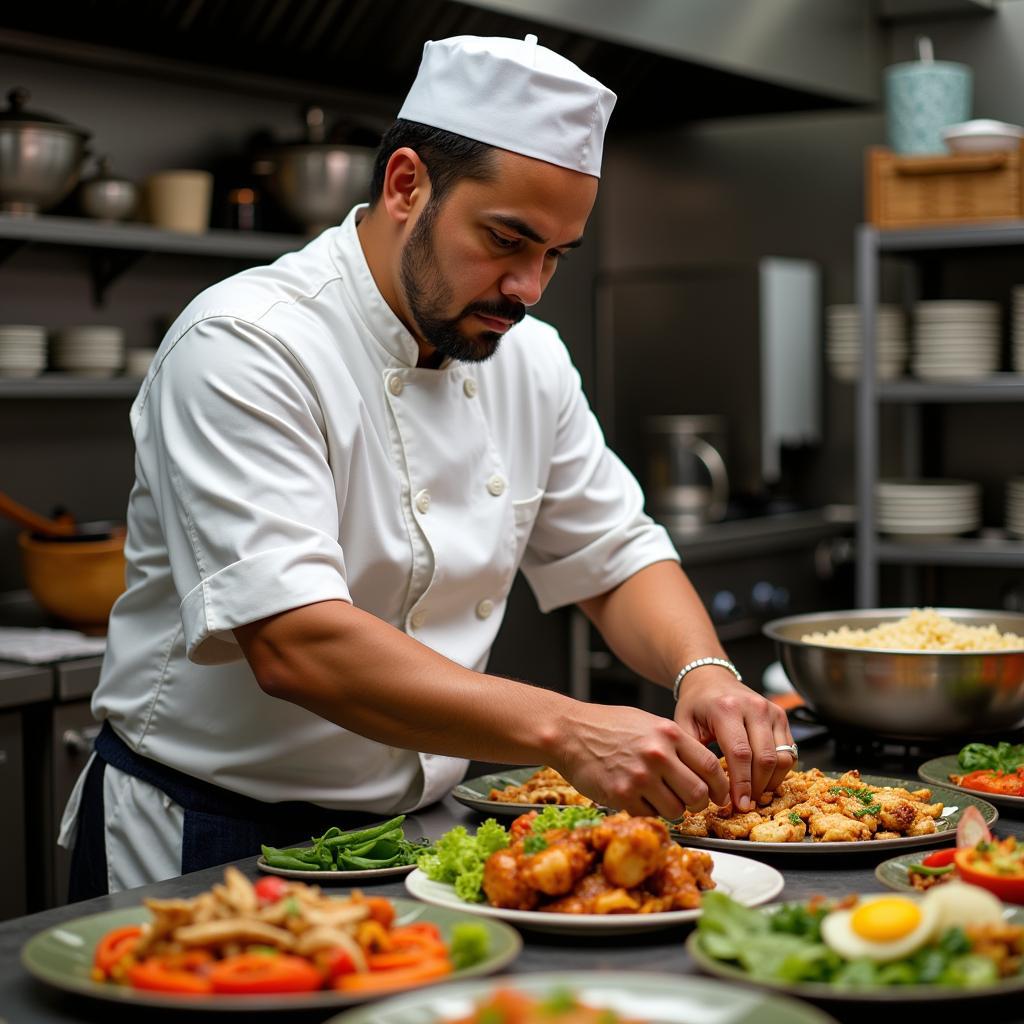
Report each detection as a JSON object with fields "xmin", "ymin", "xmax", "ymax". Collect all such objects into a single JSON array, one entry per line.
[
  {"xmin": 94, "ymin": 925, "xmax": 143, "ymax": 975},
  {"xmin": 333, "ymin": 956, "xmax": 452, "ymax": 993},
  {"xmin": 128, "ymin": 953, "xmax": 215, "ymax": 995},
  {"xmin": 360, "ymin": 896, "xmax": 396, "ymax": 928},
  {"xmin": 956, "ymin": 804, "xmax": 992, "ymax": 849},
  {"xmin": 253, "ymin": 875, "xmax": 289, "ymax": 904},
  {"xmin": 922, "ymin": 848, "xmax": 958, "ymax": 868},
  {"xmin": 321, "ymin": 948, "xmax": 358, "ymax": 980},
  {"xmin": 208, "ymin": 953, "xmax": 323, "ymax": 994},
  {"xmin": 954, "ymin": 848, "xmax": 1024, "ymax": 904}
]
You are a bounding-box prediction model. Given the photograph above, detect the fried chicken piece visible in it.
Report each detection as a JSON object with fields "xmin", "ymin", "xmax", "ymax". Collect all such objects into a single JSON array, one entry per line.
[
  {"xmin": 521, "ymin": 830, "xmax": 596, "ymax": 895},
  {"xmin": 590, "ymin": 813, "xmax": 669, "ymax": 888},
  {"xmin": 673, "ymin": 809, "xmax": 711, "ymax": 837},
  {"xmin": 906, "ymin": 815, "xmax": 937, "ymax": 836},
  {"xmin": 758, "ymin": 791, "xmax": 802, "ymax": 816},
  {"xmin": 709, "ymin": 810, "xmax": 765, "ymax": 840},
  {"xmin": 540, "ymin": 870, "xmax": 639, "ymax": 915},
  {"xmin": 641, "ymin": 843, "xmax": 713, "ymax": 908},
  {"xmin": 483, "ymin": 848, "xmax": 540, "ymax": 910},
  {"xmin": 750, "ymin": 813, "xmax": 807, "ymax": 843},
  {"xmin": 808, "ymin": 813, "xmax": 872, "ymax": 842},
  {"xmin": 873, "ymin": 831, "xmax": 901, "ymax": 841}
]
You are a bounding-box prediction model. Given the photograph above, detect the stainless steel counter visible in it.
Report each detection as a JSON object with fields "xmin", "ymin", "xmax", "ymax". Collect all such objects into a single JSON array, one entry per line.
[{"xmin": 1, "ymin": 743, "xmax": 1021, "ymax": 1024}]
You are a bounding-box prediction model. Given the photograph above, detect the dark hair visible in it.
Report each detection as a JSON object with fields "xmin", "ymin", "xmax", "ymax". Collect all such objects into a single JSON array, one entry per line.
[{"xmin": 368, "ymin": 120, "xmax": 496, "ymax": 207}]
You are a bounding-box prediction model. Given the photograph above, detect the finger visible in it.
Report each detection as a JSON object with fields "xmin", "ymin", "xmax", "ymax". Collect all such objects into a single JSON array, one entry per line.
[
  {"xmin": 668, "ymin": 733, "xmax": 730, "ymax": 808},
  {"xmin": 744, "ymin": 708, "xmax": 779, "ymax": 804},
  {"xmin": 707, "ymin": 710, "xmax": 755, "ymax": 811},
  {"xmin": 765, "ymin": 706, "xmax": 797, "ymax": 794},
  {"xmin": 640, "ymin": 780, "xmax": 687, "ymax": 820}
]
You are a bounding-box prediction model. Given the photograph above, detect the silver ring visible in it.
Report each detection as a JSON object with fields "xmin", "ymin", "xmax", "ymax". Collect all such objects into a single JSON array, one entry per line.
[{"xmin": 775, "ymin": 743, "xmax": 799, "ymax": 758}]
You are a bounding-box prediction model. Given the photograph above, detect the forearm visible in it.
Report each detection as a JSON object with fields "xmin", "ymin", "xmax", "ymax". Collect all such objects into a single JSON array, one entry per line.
[
  {"xmin": 234, "ymin": 599, "xmax": 574, "ymax": 766},
  {"xmin": 578, "ymin": 560, "xmax": 727, "ymax": 689}
]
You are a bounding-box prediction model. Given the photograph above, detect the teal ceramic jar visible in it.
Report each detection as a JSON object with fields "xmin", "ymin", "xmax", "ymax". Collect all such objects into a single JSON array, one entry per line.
[{"xmin": 885, "ymin": 60, "xmax": 972, "ymax": 154}]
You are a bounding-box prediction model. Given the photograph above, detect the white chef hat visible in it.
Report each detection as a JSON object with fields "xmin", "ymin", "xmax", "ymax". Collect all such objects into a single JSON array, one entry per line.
[{"xmin": 397, "ymin": 34, "xmax": 616, "ymax": 178}]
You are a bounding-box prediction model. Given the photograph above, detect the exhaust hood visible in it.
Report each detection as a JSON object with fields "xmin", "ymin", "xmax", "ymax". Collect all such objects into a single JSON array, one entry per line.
[{"xmin": 0, "ymin": 0, "xmax": 890, "ymax": 130}]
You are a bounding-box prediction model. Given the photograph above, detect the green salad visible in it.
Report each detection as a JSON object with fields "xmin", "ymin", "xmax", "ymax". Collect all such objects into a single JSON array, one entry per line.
[
  {"xmin": 695, "ymin": 888, "xmax": 1020, "ymax": 990},
  {"xmin": 417, "ymin": 805, "xmax": 604, "ymax": 902}
]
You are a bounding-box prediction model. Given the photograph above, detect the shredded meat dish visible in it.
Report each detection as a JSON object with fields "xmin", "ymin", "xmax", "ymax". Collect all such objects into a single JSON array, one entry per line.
[
  {"xmin": 671, "ymin": 767, "xmax": 945, "ymax": 844},
  {"xmin": 482, "ymin": 810, "xmax": 715, "ymax": 914},
  {"xmin": 489, "ymin": 766, "xmax": 596, "ymax": 806}
]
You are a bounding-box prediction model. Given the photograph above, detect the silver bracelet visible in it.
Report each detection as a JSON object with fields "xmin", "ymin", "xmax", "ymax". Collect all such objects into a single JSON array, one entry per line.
[{"xmin": 672, "ymin": 657, "xmax": 743, "ymax": 702}]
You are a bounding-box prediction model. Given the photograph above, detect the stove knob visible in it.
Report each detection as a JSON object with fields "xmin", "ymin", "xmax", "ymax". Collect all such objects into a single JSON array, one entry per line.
[
  {"xmin": 710, "ymin": 590, "xmax": 738, "ymax": 623},
  {"xmin": 752, "ymin": 582, "xmax": 790, "ymax": 614}
]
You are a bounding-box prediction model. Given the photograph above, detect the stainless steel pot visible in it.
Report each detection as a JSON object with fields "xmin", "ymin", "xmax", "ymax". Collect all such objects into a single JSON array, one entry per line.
[
  {"xmin": 79, "ymin": 156, "xmax": 137, "ymax": 221},
  {"xmin": 0, "ymin": 88, "xmax": 91, "ymax": 214},
  {"xmin": 764, "ymin": 607, "xmax": 1024, "ymax": 740},
  {"xmin": 261, "ymin": 106, "xmax": 374, "ymax": 235}
]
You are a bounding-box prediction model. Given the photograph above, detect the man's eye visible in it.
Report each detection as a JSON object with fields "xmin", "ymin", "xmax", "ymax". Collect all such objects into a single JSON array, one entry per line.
[
  {"xmin": 489, "ymin": 230, "xmax": 518, "ymax": 249},
  {"xmin": 549, "ymin": 249, "xmax": 571, "ymax": 262}
]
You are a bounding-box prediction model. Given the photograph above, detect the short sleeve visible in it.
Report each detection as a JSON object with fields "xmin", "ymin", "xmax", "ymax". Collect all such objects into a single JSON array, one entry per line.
[
  {"xmin": 518, "ymin": 337, "xmax": 679, "ymax": 612},
  {"xmin": 132, "ymin": 317, "xmax": 351, "ymax": 665}
]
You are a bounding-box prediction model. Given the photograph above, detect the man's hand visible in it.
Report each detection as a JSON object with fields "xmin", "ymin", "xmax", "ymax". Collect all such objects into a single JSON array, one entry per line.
[
  {"xmin": 554, "ymin": 703, "xmax": 731, "ymax": 819},
  {"xmin": 673, "ymin": 668, "xmax": 795, "ymax": 812}
]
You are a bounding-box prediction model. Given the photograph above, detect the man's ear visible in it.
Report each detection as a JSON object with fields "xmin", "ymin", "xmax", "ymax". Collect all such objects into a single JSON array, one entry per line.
[{"xmin": 381, "ymin": 147, "xmax": 430, "ymax": 225}]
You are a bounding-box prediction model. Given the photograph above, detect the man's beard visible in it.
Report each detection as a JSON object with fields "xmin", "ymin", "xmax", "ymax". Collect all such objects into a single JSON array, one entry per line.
[{"xmin": 399, "ymin": 202, "xmax": 525, "ymax": 364}]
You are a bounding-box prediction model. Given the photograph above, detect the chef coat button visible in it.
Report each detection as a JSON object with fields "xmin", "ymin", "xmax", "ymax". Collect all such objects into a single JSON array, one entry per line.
[
  {"xmin": 414, "ymin": 489, "xmax": 431, "ymax": 514},
  {"xmin": 410, "ymin": 610, "xmax": 426, "ymax": 630},
  {"xmin": 388, "ymin": 374, "xmax": 404, "ymax": 396},
  {"xmin": 486, "ymin": 474, "xmax": 506, "ymax": 497},
  {"xmin": 463, "ymin": 377, "xmax": 478, "ymax": 398},
  {"xmin": 476, "ymin": 599, "xmax": 495, "ymax": 620}
]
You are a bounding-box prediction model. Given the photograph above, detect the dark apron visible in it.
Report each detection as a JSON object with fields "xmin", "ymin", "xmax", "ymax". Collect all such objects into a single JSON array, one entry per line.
[{"xmin": 68, "ymin": 721, "xmax": 383, "ymax": 902}]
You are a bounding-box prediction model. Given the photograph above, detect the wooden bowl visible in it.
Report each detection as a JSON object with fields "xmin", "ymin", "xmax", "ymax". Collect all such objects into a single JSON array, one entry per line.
[{"xmin": 18, "ymin": 529, "xmax": 126, "ymax": 633}]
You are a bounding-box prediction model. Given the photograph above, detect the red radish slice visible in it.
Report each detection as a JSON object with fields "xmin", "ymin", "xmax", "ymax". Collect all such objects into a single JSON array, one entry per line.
[{"xmin": 956, "ymin": 804, "xmax": 992, "ymax": 849}]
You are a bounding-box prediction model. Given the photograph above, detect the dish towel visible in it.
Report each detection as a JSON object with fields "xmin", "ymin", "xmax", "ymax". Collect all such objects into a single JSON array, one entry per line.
[{"xmin": 0, "ymin": 627, "xmax": 106, "ymax": 664}]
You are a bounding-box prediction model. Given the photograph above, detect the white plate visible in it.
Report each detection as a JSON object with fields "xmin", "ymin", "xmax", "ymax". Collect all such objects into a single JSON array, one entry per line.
[
  {"xmin": 403, "ymin": 852, "xmax": 784, "ymax": 935},
  {"xmin": 256, "ymin": 856, "xmax": 417, "ymax": 882}
]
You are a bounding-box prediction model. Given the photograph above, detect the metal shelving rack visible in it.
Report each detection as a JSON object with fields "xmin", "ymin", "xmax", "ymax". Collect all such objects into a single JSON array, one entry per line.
[
  {"xmin": 0, "ymin": 213, "xmax": 305, "ymax": 398},
  {"xmin": 855, "ymin": 221, "xmax": 1024, "ymax": 606}
]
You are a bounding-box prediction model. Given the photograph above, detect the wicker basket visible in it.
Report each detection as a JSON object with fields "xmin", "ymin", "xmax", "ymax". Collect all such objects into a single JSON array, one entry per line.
[{"xmin": 866, "ymin": 144, "xmax": 1024, "ymax": 229}]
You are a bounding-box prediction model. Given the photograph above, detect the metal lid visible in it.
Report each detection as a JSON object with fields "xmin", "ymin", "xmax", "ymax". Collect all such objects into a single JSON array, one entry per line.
[
  {"xmin": 81, "ymin": 155, "xmax": 130, "ymax": 185},
  {"xmin": 0, "ymin": 87, "xmax": 91, "ymax": 138}
]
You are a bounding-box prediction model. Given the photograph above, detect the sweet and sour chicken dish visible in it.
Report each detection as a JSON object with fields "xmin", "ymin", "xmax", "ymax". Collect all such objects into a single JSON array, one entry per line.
[
  {"xmin": 489, "ymin": 767, "xmax": 596, "ymax": 806},
  {"xmin": 673, "ymin": 767, "xmax": 945, "ymax": 844},
  {"xmin": 482, "ymin": 811, "xmax": 715, "ymax": 914}
]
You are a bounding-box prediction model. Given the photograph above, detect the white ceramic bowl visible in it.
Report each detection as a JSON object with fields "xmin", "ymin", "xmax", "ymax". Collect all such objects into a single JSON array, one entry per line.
[{"xmin": 943, "ymin": 118, "xmax": 1023, "ymax": 154}]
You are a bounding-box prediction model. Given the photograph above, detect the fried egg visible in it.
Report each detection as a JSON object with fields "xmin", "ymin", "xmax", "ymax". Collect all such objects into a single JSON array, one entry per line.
[{"xmin": 821, "ymin": 895, "xmax": 939, "ymax": 962}]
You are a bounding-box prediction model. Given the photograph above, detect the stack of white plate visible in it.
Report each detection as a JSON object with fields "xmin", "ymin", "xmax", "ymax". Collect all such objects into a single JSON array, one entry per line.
[
  {"xmin": 1007, "ymin": 478, "xmax": 1024, "ymax": 538},
  {"xmin": 0, "ymin": 325, "xmax": 47, "ymax": 378},
  {"xmin": 825, "ymin": 304, "xmax": 906, "ymax": 381},
  {"xmin": 1012, "ymin": 286, "xmax": 1024, "ymax": 372},
  {"xmin": 912, "ymin": 300, "xmax": 1001, "ymax": 380},
  {"xmin": 875, "ymin": 479, "xmax": 982, "ymax": 540},
  {"xmin": 51, "ymin": 325, "xmax": 125, "ymax": 377}
]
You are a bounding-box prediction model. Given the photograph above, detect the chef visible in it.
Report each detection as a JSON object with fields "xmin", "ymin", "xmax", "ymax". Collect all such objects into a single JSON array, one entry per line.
[{"xmin": 61, "ymin": 33, "xmax": 796, "ymax": 897}]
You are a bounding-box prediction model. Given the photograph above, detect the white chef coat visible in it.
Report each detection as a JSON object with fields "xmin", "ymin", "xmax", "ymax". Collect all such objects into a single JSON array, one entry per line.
[{"xmin": 64, "ymin": 204, "xmax": 679, "ymax": 834}]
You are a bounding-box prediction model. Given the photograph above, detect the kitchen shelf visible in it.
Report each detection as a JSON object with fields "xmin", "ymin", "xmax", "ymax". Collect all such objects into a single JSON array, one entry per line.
[
  {"xmin": 855, "ymin": 221, "xmax": 1024, "ymax": 605},
  {"xmin": 877, "ymin": 537, "xmax": 1024, "ymax": 568},
  {"xmin": 878, "ymin": 375, "xmax": 1024, "ymax": 402},
  {"xmin": 0, "ymin": 375, "xmax": 140, "ymax": 399},
  {"xmin": 0, "ymin": 213, "xmax": 305, "ymax": 260},
  {"xmin": 0, "ymin": 213, "xmax": 306, "ymax": 304},
  {"xmin": 878, "ymin": 220, "xmax": 1024, "ymax": 252}
]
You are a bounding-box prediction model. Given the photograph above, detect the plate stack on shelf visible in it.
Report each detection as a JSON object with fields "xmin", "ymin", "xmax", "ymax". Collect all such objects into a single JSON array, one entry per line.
[
  {"xmin": 0, "ymin": 325, "xmax": 47, "ymax": 378},
  {"xmin": 825, "ymin": 304, "xmax": 906, "ymax": 381},
  {"xmin": 1013, "ymin": 286, "xmax": 1024, "ymax": 373},
  {"xmin": 875, "ymin": 479, "xmax": 982, "ymax": 541},
  {"xmin": 1007, "ymin": 478, "xmax": 1024, "ymax": 539},
  {"xmin": 51, "ymin": 326, "xmax": 125, "ymax": 378},
  {"xmin": 912, "ymin": 300, "xmax": 1001, "ymax": 380}
]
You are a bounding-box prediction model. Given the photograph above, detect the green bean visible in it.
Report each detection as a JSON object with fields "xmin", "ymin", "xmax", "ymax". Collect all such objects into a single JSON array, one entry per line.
[
  {"xmin": 323, "ymin": 815, "xmax": 406, "ymax": 848},
  {"xmin": 335, "ymin": 850, "xmax": 404, "ymax": 869},
  {"xmin": 261, "ymin": 845, "xmax": 321, "ymax": 871}
]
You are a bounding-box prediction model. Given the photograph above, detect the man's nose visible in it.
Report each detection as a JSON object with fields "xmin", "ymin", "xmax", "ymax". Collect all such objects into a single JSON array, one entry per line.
[{"xmin": 500, "ymin": 255, "xmax": 546, "ymax": 307}]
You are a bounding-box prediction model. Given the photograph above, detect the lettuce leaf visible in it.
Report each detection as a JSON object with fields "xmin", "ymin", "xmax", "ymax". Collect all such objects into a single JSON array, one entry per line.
[{"xmin": 416, "ymin": 819, "xmax": 509, "ymax": 903}]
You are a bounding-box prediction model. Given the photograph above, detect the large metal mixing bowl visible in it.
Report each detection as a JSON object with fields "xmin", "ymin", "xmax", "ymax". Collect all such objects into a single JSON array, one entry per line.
[
  {"xmin": 764, "ymin": 607, "xmax": 1024, "ymax": 740},
  {"xmin": 0, "ymin": 88, "xmax": 90, "ymax": 214},
  {"xmin": 266, "ymin": 143, "xmax": 374, "ymax": 235}
]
